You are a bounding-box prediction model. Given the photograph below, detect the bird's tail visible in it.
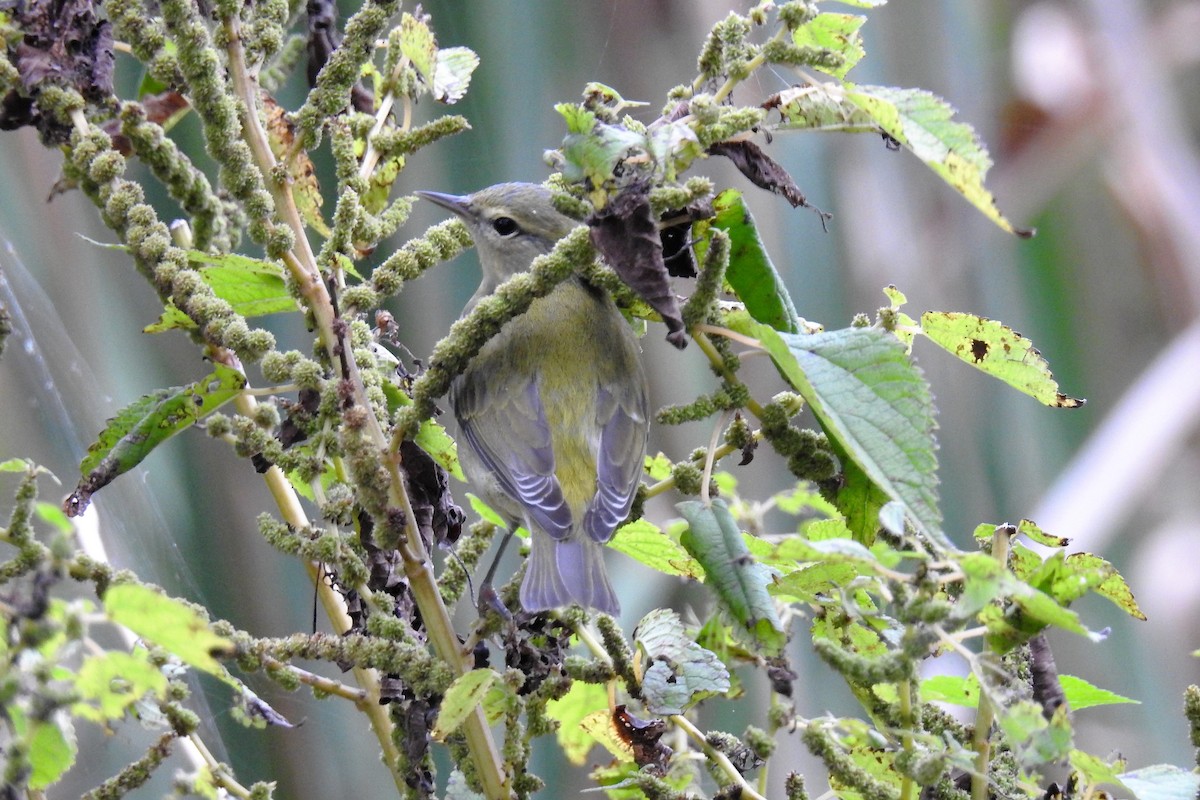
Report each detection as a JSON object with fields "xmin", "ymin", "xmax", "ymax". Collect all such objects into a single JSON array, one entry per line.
[{"xmin": 520, "ymin": 534, "xmax": 619, "ymax": 615}]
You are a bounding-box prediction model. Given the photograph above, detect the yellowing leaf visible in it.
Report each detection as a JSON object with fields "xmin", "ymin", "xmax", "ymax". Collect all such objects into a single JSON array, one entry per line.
[
  {"xmin": 72, "ymin": 650, "xmax": 168, "ymax": 723},
  {"xmin": 580, "ymin": 710, "xmax": 633, "ymax": 762},
  {"xmin": 432, "ymin": 669, "xmax": 497, "ymax": 741},
  {"xmin": 103, "ymin": 585, "xmax": 234, "ymax": 677},
  {"xmin": 545, "ymin": 680, "xmax": 609, "ymax": 765},
  {"xmin": 844, "ymin": 85, "xmax": 1032, "ymax": 237},
  {"xmin": 920, "ymin": 311, "xmax": 1085, "ymax": 408}
]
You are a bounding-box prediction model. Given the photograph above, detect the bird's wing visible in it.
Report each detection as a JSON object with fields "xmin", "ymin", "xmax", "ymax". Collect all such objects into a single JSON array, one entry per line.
[
  {"xmin": 583, "ymin": 381, "xmax": 649, "ymax": 543},
  {"xmin": 454, "ymin": 373, "xmax": 574, "ymax": 540}
]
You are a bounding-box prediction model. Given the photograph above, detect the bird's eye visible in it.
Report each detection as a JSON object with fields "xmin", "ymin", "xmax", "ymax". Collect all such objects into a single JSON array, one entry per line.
[{"xmin": 491, "ymin": 216, "xmax": 520, "ymax": 237}]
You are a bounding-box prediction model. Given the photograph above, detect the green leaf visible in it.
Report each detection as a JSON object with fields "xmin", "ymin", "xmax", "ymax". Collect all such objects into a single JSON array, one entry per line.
[
  {"xmin": 34, "ymin": 502, "xmax": 73, "ymax": 534},
  {"xmin": 432, "ymin": 668, "xmax": 497, "ymax": 741},
  {"xmin": 677, "ymin": 499, "xmax": 786, "ymax": 655},
  {"xmin": 556, "ymin": 102, "xmax": 597, "ymax": 135},
  {"xmin": 556, "ymin": 111, "xmax": 645, "ymax": 193},
  {"xmin": 362, "ymin": 152, "xmax": 405, "ymax": 216},
  {"xmin": 545, "ymin": 680, "xmax": 609, "ymax": 765},
  {"xmin": 1020, "ymin": 551, "xmax": 1115, "ymax": 610},
  {"xmin": 381, "ymin": 379, "xmax": 464, "ymax": 481},
  {"xmin": 843, "ymin": 85, "xmax": 1032, "ymax": 236},
  {"xmin": 143, "ymin": 305, "xmax": 192, "ymax": 333},
  {"xmin": 646, "ymin": 119, "xmax": 703, "ymax": 180},
  {"xmin": 416, "ymin": 419, "xmax": 464, "ymax": 482},
  {"xmin": 958, "ymin": 553, "xmax": 1099, "ymax": 649},
  {"xmin": 73, "ymin": 650, "xmax": 169, "ymax": 723},
  {"xmin": 644, "ymin": 452, "xmax": 672, "ymax": 481},
  {"xmin": 27, "ymin": 719, "xmax": 76, "ymax": 789},
  {"xmin": 1068, "ymin": 749, "xmax": 1127, "ymax": 789},
  {"xmin": 1071, "ymin": 553, "xmax": 1147, "ymax": 621},
  {"xmin": 1058, "ymin": 674, "xmax": 1138, "ymax": 710},
  {"xmin": 792, "ymin": 13, "xmax": 867, "ymax": 79},
  {"xmin": 920, "ymin": 673, "xmax": 979, "ymax": 707},
  {"xmin": 634, "ymin": 608, "xmax": 731, "ymax": 715},
  {"xmin": 467, "ymin": 493, "xmax": 509, "ymax": 529},
  {"xmin": 0, "ymin": 457, "xmax": 30, "ymax": 472},
  {"xmin": 695, "ymin": 189, "xmax": 801, "ymax": 333},
  {"xmin": 399, "ymin": 12, "xmax": 437, "ymax": 87},
  {"xmin": 179, "ymin": 251, "xmax": 293, "ymax": 318},
  {"xmin": 103, "ymin": 585, "xmax": 234, "ymax": 677},
  {"xmin": 732, "ymin": 318, "xmax": 945, "ymax": 548},
  {"xmin": 1117, "ymin": 765, "xmax": 1200, "ymax": 800},
  {"xmin": 772, "ymin": 535, "xmax": 883, "ymax": 571},
  {"xmin": 919, "ymin": 312, "xmax": 1084, "ymax": 408},
  {"xmin": 609, "ymin": 519, "xmax": 704, "ymax": 579},
  {"xmin": 1016, "ymin": 518, "xmax": 1070, "ymax": 547},
  {"xmin": 776, "ymin": 481, "xmax": 841, "ymax": 518},
  {"xmin": 881, "ymin": 285, "xmax": 919, "ymax": 350},
  {"xmin": 994, "ymin": 700, "xmax": 1073, "ymax": 767},
  {"xmin": 432, "ymin": 46, "xmax": 478, "ymax": 104},
  {"xmin": 770, "ymin": 561, "xmax": 858, "ymax": 602},
  {"xmin": 836, "ymin": 458, "xmax": 892, "ymax": 545},
  {"xmin": 80, "ymin": 237, "xmax": 296, "ymax": 332},
  {"xmin": 66, "ymin": 364, "xmax": 246, "ymax": 515}
]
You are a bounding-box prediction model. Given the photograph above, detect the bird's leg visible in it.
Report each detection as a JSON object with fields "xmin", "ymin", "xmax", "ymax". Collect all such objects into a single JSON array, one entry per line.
[{"xmin": 475, "ymin": 525, "xmax": 517, "ymax": 619}]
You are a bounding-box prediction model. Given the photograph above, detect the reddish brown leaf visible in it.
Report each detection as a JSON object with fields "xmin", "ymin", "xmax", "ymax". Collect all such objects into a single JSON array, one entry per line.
[
  {"xmin": 708, "ymin": 139, "xmax": 831, "ymax": 227},
  {"xmin": 588, "ymin": 185, "xmax": 687, "ymax": 349}
]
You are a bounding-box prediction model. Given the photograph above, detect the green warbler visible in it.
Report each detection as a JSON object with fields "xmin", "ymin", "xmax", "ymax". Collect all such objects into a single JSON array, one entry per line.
[{"xmin": 418, "ymin": 183, "xmax": 648, "ymax": 615}]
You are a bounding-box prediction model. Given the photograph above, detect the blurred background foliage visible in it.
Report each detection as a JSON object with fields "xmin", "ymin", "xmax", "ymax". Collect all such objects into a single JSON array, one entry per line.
[{"xmin": 1, "ymin": 0, "xmax": 1199, "ymax": 796}]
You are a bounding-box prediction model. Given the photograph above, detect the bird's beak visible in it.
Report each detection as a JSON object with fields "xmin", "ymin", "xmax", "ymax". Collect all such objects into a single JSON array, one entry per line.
[{"xmin": 416, "ymin": 190, "xmax": 472, "ymax": 219}]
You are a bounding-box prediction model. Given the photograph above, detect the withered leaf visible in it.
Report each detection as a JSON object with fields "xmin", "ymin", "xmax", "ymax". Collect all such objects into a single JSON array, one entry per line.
[
  {"xmin": 400, "ymin": 438, "xmax": 464, "ymax": 549},
  {"xmin": 708, "ymin": 139, "xmax": 831, "ymax": 226},
  {"xmin": 0, "ymin": 0, "xmax": 115, "ymax": 142},
  {"xmin": 588, "ymin": 185, "xmax": 687, "ymax": 349}
]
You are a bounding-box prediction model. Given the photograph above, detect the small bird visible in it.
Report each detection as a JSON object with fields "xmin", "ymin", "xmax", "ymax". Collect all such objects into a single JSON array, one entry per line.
[{"xmin": 418, "ymin": 183, "xmax": 649, "ymax": 615}]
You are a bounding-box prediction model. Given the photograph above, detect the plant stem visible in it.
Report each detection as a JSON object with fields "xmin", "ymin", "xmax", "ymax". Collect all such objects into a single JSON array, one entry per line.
[
  {"xmin": 222, "ymin": 14, "xmax": 508, "ymax": 798},
  {"xmin": 971, "ymin": 525, "xmax": 1012, "ymax": 800},
  {"xmin": 671, "ymin": 714, "xmax": 770, "ymax": 800},
  {"xmin": 898, "ymin": 679, "xmax": 915, "ymax": 800}
]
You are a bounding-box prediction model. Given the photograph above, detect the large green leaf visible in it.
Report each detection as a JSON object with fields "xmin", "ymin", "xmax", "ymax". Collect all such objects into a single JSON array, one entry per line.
[
  {"xmin": 733, "ymin": 317, "xmax": 945, "ymax": 548},
  {"xmin": 545, "ymin": 680, "xmax": 609, "ymax": 765},
  {"xmin": 695, "ymin": 189, "xmax": 801, "ymax": 333},
  {"xmin": 677, "ymin": 499, "xmax": 786, "ymax": 655},
  {"xmin": 65, "ymin": 363, "xmax": 246, "ymax": 515}
]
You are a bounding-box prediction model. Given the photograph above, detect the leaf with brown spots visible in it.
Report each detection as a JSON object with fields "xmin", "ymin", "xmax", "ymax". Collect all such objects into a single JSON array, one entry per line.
[
  {"xmin": 263, "ymin": 94, "xmax": 331, "ymax": 237},
  {"xmin": 920, "ymin": 311, "xmax": 1085, "ymax": 408}
]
